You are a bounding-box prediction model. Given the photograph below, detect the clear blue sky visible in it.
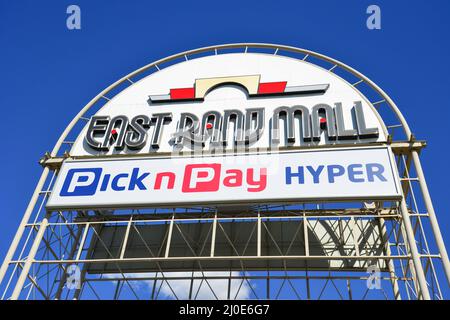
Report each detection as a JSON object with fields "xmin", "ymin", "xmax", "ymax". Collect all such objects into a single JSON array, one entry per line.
[{"xmin": 0, "ymin": 0, "xmax": 449, "ymax": 299}]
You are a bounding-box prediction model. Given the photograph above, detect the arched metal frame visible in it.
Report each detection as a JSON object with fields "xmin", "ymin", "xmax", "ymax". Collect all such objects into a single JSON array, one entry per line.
[{"xmin": 0, "ymin": 43, "xmax": 448, "ymax": 300}]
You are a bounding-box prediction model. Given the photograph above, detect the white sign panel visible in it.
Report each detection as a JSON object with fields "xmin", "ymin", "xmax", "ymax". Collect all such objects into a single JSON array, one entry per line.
[
  {"xmin": 46, "ymin": 147, "xmax": 401, "ymax": 209},
  {"xmin": 70, "ymin": 53, "xmax": 387, "ymax": 157}
]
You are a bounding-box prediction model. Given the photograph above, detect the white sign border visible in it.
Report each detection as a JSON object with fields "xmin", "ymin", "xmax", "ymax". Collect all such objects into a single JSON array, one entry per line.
[{"xmin": 46, "ymin": 145, "xmax": 402, "ymax": 210}]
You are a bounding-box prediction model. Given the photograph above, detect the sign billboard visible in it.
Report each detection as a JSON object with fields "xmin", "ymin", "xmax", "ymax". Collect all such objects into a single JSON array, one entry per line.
[
  {"xmin": 46, "ymin": 146, "xmax": 401, "ymax": 209},
  {"xmin": 69, "ymin": 53, "xmax": 387, "ymax": 157}
]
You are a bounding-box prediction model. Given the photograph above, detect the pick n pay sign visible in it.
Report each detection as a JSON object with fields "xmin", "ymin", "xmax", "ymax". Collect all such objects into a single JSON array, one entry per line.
[{"xmin": 46, "ymin": 147, "xmax": 401, "ymax": 210}]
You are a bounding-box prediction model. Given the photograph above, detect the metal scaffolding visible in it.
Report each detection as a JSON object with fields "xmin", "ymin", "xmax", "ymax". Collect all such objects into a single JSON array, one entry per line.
[{"xmin": 0, "ymin": 43, "xmax": 448, "ymax": 300}]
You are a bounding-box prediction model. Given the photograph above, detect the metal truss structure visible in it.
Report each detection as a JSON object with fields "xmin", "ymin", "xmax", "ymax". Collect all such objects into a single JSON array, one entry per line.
[{"xmin": 0, "ymin": 44, "xmax": 448, "ymax": 300}]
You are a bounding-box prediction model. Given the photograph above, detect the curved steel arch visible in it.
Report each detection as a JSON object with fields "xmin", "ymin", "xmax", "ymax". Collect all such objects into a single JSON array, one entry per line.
[{"xmin": 50, "ymin": 43, "xmax": 412, "ymax": 158}]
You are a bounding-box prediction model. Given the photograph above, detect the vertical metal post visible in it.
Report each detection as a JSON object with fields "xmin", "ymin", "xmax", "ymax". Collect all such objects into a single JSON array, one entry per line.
[
  {"xmin": 75, "ymin": 223, "xmax": 90, "ymax": 261},
  {"xmin": 349, "ymin": 218, "xmax": 360, "ymax": 268},
  {"xmin": 303, "ymin": 214, "xmax": 311, "ymax": 300},
  {"xmin": 411, "ymin": 150, "xmax": 450, "ymax": 285},
  {"xmin": 0, "ymin": 168, "xmax": 49, "ymax": 286},
  {"xmin": 73, "ymin": 223, "xmax": 101, "ymax": 300},
  {"xmin": 188, "ymin": 271, "xmax": 194, "ymax": 300},
  {"xmin": 210, "ymin": 213, "xmax": 217, "ymax": 257},
  {"xmin": 151, "ymin": 272, "xmax": 158, "ymax": 300},
  {"xmin": 399, "ymin": 199, "xmax": 431, "ymax": 300},
  {"xmin": 113, "ymin": 280, "xmax": 122, "ymax": 300},
  {"xmin": 227, "ymin": 274, "xmax": 231, "ymax": 300},
  {"xmin": 303, "ymin": 214, "xmax": 309, "ymax": 257},
  {"xmin": 11, "ymin": 217, "xmax": 49, "ymax": 300},
  {"xmin": 120, "ymin": 217, "xmax": 133, "ymax": 259},
  {"xmin": 165, "ymin": 215, "xmax": 175, "ymax": 258},
  {"xmin": 399, "ymin": 218, "xmax": 419, "ymax": 298},
  {"xmin": 347, "ymin": 279, "xmax": 353, "ymax": 300},
  {"xmin": 378, "ymin": 217, "xmax": 401, "ymax": 300},
  {"xmin": 257, "ymin": 213, "xmax": 261, "ymax": 257}
]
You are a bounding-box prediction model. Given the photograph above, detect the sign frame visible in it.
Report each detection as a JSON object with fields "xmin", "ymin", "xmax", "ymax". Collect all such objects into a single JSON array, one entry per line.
[{"xmin": 46, "ymin": 145, "xmax": 402, "ymax": 210}]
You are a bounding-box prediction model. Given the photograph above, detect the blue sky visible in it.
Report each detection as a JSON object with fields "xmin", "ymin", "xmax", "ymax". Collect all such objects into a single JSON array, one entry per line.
[{"xmin": 0, "ymin": 0, "xmax": 449, "ymax": 299}]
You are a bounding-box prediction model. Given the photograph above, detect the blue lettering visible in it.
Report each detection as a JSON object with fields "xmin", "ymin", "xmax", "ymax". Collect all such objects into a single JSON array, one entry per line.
[
  {"xmin": 285, "ymin": 166, "xmax": 304, "ymax": 184},
  {"xmin": 366, "ymin": 163, "xmax": 387, "ymax": 182},
  {"xmin": 348, "ymin": 164, "xmax": 364, "ymax": 182},
  {"xmin": 128, "ymin": 168, "xmax": 150, "ymax": 190},
  {"xmin": 306, "ymin": 165, "xmax": 324, "ymax": 184},
  {"xmin": 327, "ymin": 165, "xmax": 345, "ymax": 183},
  {"xmin": 60, "ymin": 168, "xmax": 102, "ymax": 196},
  {"xmin": 100, "ymin": 174, "xmax": 110, "ymax": 191},
  {"xmin": 111, "ymin": 173, "xmax": 128, "ymax": 191}
]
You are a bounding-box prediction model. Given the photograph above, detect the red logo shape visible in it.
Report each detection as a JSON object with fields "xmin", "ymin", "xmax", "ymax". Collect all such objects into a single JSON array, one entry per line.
[{"xmin": 182, "ymin": 164, "xmax": 221, "ymax": 193}]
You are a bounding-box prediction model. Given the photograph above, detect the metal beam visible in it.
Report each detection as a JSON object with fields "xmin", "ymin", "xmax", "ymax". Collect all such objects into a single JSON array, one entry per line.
[
  {"xmin": 0, "ymin": 168, "xmax": 50, "ymax": 286},
  {"xmin": 11, "ymin": 217, "xmax": 49, "ymax": 300},
  {"xmin": 411, "ymin": 150, "xmax": 450, "ymax": 285},
  {"xmin": 399, "ymin": 200, "xmax": 431, "ymax": 300}
]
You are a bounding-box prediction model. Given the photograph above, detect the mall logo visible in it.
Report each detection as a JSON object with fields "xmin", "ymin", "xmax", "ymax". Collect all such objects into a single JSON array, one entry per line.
[
  {"xmin": 84, "ymin": 75, "xmax": 379, "ymax": 152},
  {"xmin": 60, "ymin": 165, "xmax": 268, "ymax": 196},
  {"xmin": 60, "ymin": 162, "xmax": 387, "ymax": 197}
]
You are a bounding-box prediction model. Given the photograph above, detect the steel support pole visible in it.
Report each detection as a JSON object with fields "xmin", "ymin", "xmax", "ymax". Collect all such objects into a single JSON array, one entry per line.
[
  {"xmin": 399, "ymin": 199, "xmax": 431, "ymax": 300},
  {"xmin": 411, "ymin": 150, "xmax": 450, "ymax": 285},
  {"xmin": 74, "ymin": 224, "xmax": 100, "ymax": 300},
  {"xmin": 0, "ymin": 167, "xmax": 49, "ymax": 287},
  {"xmin": 164, "ymin": 215, "xmax": 175, "ymax": 258},
  {"xmin": 399, "ymin": 221, "xmax": 420, "ymax": 298},
  {"xmin": 11, "ymin": 217, "xmax": 49, "ymax": 300},
  {"xmin": 257, "ymin": 213, "xmax": 261, "ymax": 257},
  {"xmin": 378, "ymin": 217, "xmax": 401, "ymax": 300},
  {"xmin": 120, "ymin": 216, "xmax": 133, "ymax": 259},
  {"xmin": 210, "ymin": 213, "xmax": 217, "ymax": 257}
]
